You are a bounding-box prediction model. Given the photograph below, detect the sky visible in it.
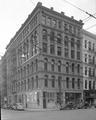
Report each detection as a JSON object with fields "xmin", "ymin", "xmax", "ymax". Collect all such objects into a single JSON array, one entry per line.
[{"xmin": 0, "ymin": 0, "xmax": 96, "ymax": 57}]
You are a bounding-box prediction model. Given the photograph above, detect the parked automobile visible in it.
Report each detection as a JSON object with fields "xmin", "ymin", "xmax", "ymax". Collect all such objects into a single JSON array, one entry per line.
[
  {"xmin": 77, "ymin": 101, "xmax": 89, "ymax": 109},
  {"xmin": 3, "ymin": 104, "xmax": 7, "ymax": 109},
  {"xmin": 60, "ymin": 102, "xmax": 75, "ymax": 110},
  {"xmin": 12, "ymin": 104, "xmax": 17, "ymax": 110},
  {"xmin": 15, "ymin": 103, "xmax": 24, "ymax": 110},
  {"xmin": 7, "ymin": 104, "xmax": 14, "ymax": 110}
]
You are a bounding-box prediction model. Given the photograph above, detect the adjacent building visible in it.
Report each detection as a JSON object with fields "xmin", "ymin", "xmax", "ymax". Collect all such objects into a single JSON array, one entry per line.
[
  {"xmin": 0, "ymin": 55, "xmax": 7, "ymax": 107},
  {"xmin": 5, "ymin": 2, "xmax": 83, "ymax": 109},
  {"xmin": 82, "ymin": 30, "xmax": 96, "ymax": 105}
]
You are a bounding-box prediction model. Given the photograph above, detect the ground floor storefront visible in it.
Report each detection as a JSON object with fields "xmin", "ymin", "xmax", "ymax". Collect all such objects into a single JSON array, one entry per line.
[
  {"xmin": 7, "ymin": 90, "xmax": 82, "ymax": 109},
  {"xmin": 83, "ymin": 90, "xmax": 96, "ymax": 105}
]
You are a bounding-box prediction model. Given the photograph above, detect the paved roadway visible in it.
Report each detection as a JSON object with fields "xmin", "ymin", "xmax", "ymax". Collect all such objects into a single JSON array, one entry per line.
[{"xmin": 1, "ymin": 108, "xmax": 96, "ymax": 120}]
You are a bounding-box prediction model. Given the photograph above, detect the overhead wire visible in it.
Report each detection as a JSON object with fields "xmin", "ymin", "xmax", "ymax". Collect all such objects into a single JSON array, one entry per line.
[
  {"xmin": 85, "ymin": 24, "xmax": 96, "ymax": 30},
  {"xmin": 83, "ymin": 13, "xmax": 96, "ymax": 21},
  {"xmin": 62, "ymin": 0, "xmax": 96, "ymax": 20}
]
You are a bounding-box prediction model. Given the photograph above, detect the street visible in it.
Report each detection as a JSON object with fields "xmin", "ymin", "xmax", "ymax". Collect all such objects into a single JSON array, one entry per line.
[{"xmin": 1, "ymin": 108, "xmax": 96, "ymax": 120}]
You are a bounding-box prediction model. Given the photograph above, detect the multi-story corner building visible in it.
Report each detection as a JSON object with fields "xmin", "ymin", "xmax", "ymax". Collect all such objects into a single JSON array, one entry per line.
[
  {"xmin": 82, "ymin": 30, "xmax": 96, "ymax": 105},
  {"xmin": 6, "ymin": 2, "xmax": 83, "ymax": 109}
]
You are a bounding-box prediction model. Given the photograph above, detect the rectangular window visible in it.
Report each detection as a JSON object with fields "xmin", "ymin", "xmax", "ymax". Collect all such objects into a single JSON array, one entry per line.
[
  {"xmin": 85, "ymin": 40, "xmax": 87, "ymax": 48},
  {"xmin": 36, "ymin": 76, "xmax": 38, "ymax": 88},
  {"xmin": 42, "ymin": 16, "xmax": 46, "ymax": 24},
  {"xmin": 28, "ymin": 79, "xmax": 30, "ymax": 90},
  {"xmin": 58, "ymin": 76, "xmax": 62, "ymax": 88},
  {"xmin": 72, "ymin": 78, "xmax": 75, "ymax": 89},
  {"xmin": 64, "ymin": 40, "xmax": 68, "ymax": 47},
  {"xmin": 44, "ymin": 75, "xmax": 48, "ymax": 87},
  {"xmin": 51, "ymin": 60, "xmax": 55, "ymax": 71},
  {"xmin": 65, "ymin": 48, "xmax": 69, "ymax": 58},
  {"xmin": 77, "ymin": 51, "xmax": 80, "ymax": 60},
  {"xmin": 32, "ymin": 77, "xmax": 34, "ymax": 89},
  {"xmin": 58, "ymin": 20, "xmax": 62, "ymax": 29},
  {"xmin": 89, "ymin": 81, "xmax": 91, "ymax": 90},
  {"xmin": 85, "ymin": 67, "xmax": 87, "ymax": 75},
  {"xmin": 57, "ymin": 34, "xmax": 62, "ymax": 44},
  {"xmin": 42, "ymin": 29, "xmax": 47, "ymax": 41},
  {"xmin": 93, "ymin": 81, "xmax": 95, "ymax": 89},
  {"xmin": 77, "ymin": 79, "xmax": 80, "ymax": 89},
  {"xmin": 85, "ymin": 54, "xmax": 87, "ymax": 63},
  {"xmin": 71, "ymin": 50, "xmax": 75, "ymax": 59},
  {"xmin": 52, "ymin": 76, "xmax": 55, "ymax": 88},
  {"xmin": 42, "ymin": 43, "xmax": 47, "ymax": 53},
  {"xmin": 88, "ymin": 41, "xmax": 91, "ymax": 50},
  {"xmin": 50, "ymin": 44, "xmax": 55, "ymax": 54},
  {"xmin": 69, "ymin": 25, "xmax": 72, "ymax": 33},
  {"xmin": 77, "ymin": 40, "xmax": 80, "ymax": 50},
  {"xmin": 50, "ymin": 31, "xmax": 55, "ymax": 43},
  {"xmin": 85, "ymin": 80, "xmax": 87, "ymax": 89},
  {"xmin": 93, "ymin": 43, "xmax": 95, "ymax": 51},
  {"xmin": 88, "ymin": 55, "xmax": 91, "ymax": 64},
  {"xmin": 57, "ymin": 46, "xmax": 62, "ymax": 56},
  {"xmin": 64, "ymin": 23, "xmax": 68, "ymax": 32},
  {"xmin": 52, "ymin": 19, "xmax": 56, "ymax": 27},
  {"xmin": 66, "ymin": 77, "xmax": 69, "ymax": 88},
  {"xmin": 71, "ymin": 38, "xmax": 75, "ymax": 48},
  {"xmin": 47, "ymin": 17, "xmax": 51, "ymax": 26}
]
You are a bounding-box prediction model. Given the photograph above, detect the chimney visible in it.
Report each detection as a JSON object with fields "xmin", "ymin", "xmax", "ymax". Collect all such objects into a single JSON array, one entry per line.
[
  {"xmin": 71, "ymin": 16, "xmax": 74, "ymax": 19},
  {"xmin": 37, "ymin": 2, "xmax": 42, "ymax": 7},
  {"xmin": 61, "ymin": 12, "xmax": 65, "ymax": 15},
  {"xmin": 50, "ymin": 7, "xmax": 54, "ymax": 11}
]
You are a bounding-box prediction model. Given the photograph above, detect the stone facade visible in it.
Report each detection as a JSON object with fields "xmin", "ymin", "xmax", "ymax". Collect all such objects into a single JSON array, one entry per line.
[
  {"xmin": 82, "ymin": 30, "xmax": 96, "ymax": 104},
  {"xmin": 5, "ymin": 2, "xmax": 83, "ymax": 109}
]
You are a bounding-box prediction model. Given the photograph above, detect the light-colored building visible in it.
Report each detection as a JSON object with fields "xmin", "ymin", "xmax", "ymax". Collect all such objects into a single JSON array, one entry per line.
[
  {"xmin": 6, "ymin": 2, "xmax": 83, "ymax": 109},
  {"xmin": 82, "ymin": 30, "xmax": 96, "ymax": 104}
]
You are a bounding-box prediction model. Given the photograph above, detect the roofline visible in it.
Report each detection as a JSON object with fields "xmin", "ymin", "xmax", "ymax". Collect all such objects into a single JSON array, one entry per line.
[
  {"xmin": 82, "ymin": 29, "xmax": 96, "ymax": 39},
  {"xmin": 6, "ymin": 2, "xmax": 83, "ymax": 50}
]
